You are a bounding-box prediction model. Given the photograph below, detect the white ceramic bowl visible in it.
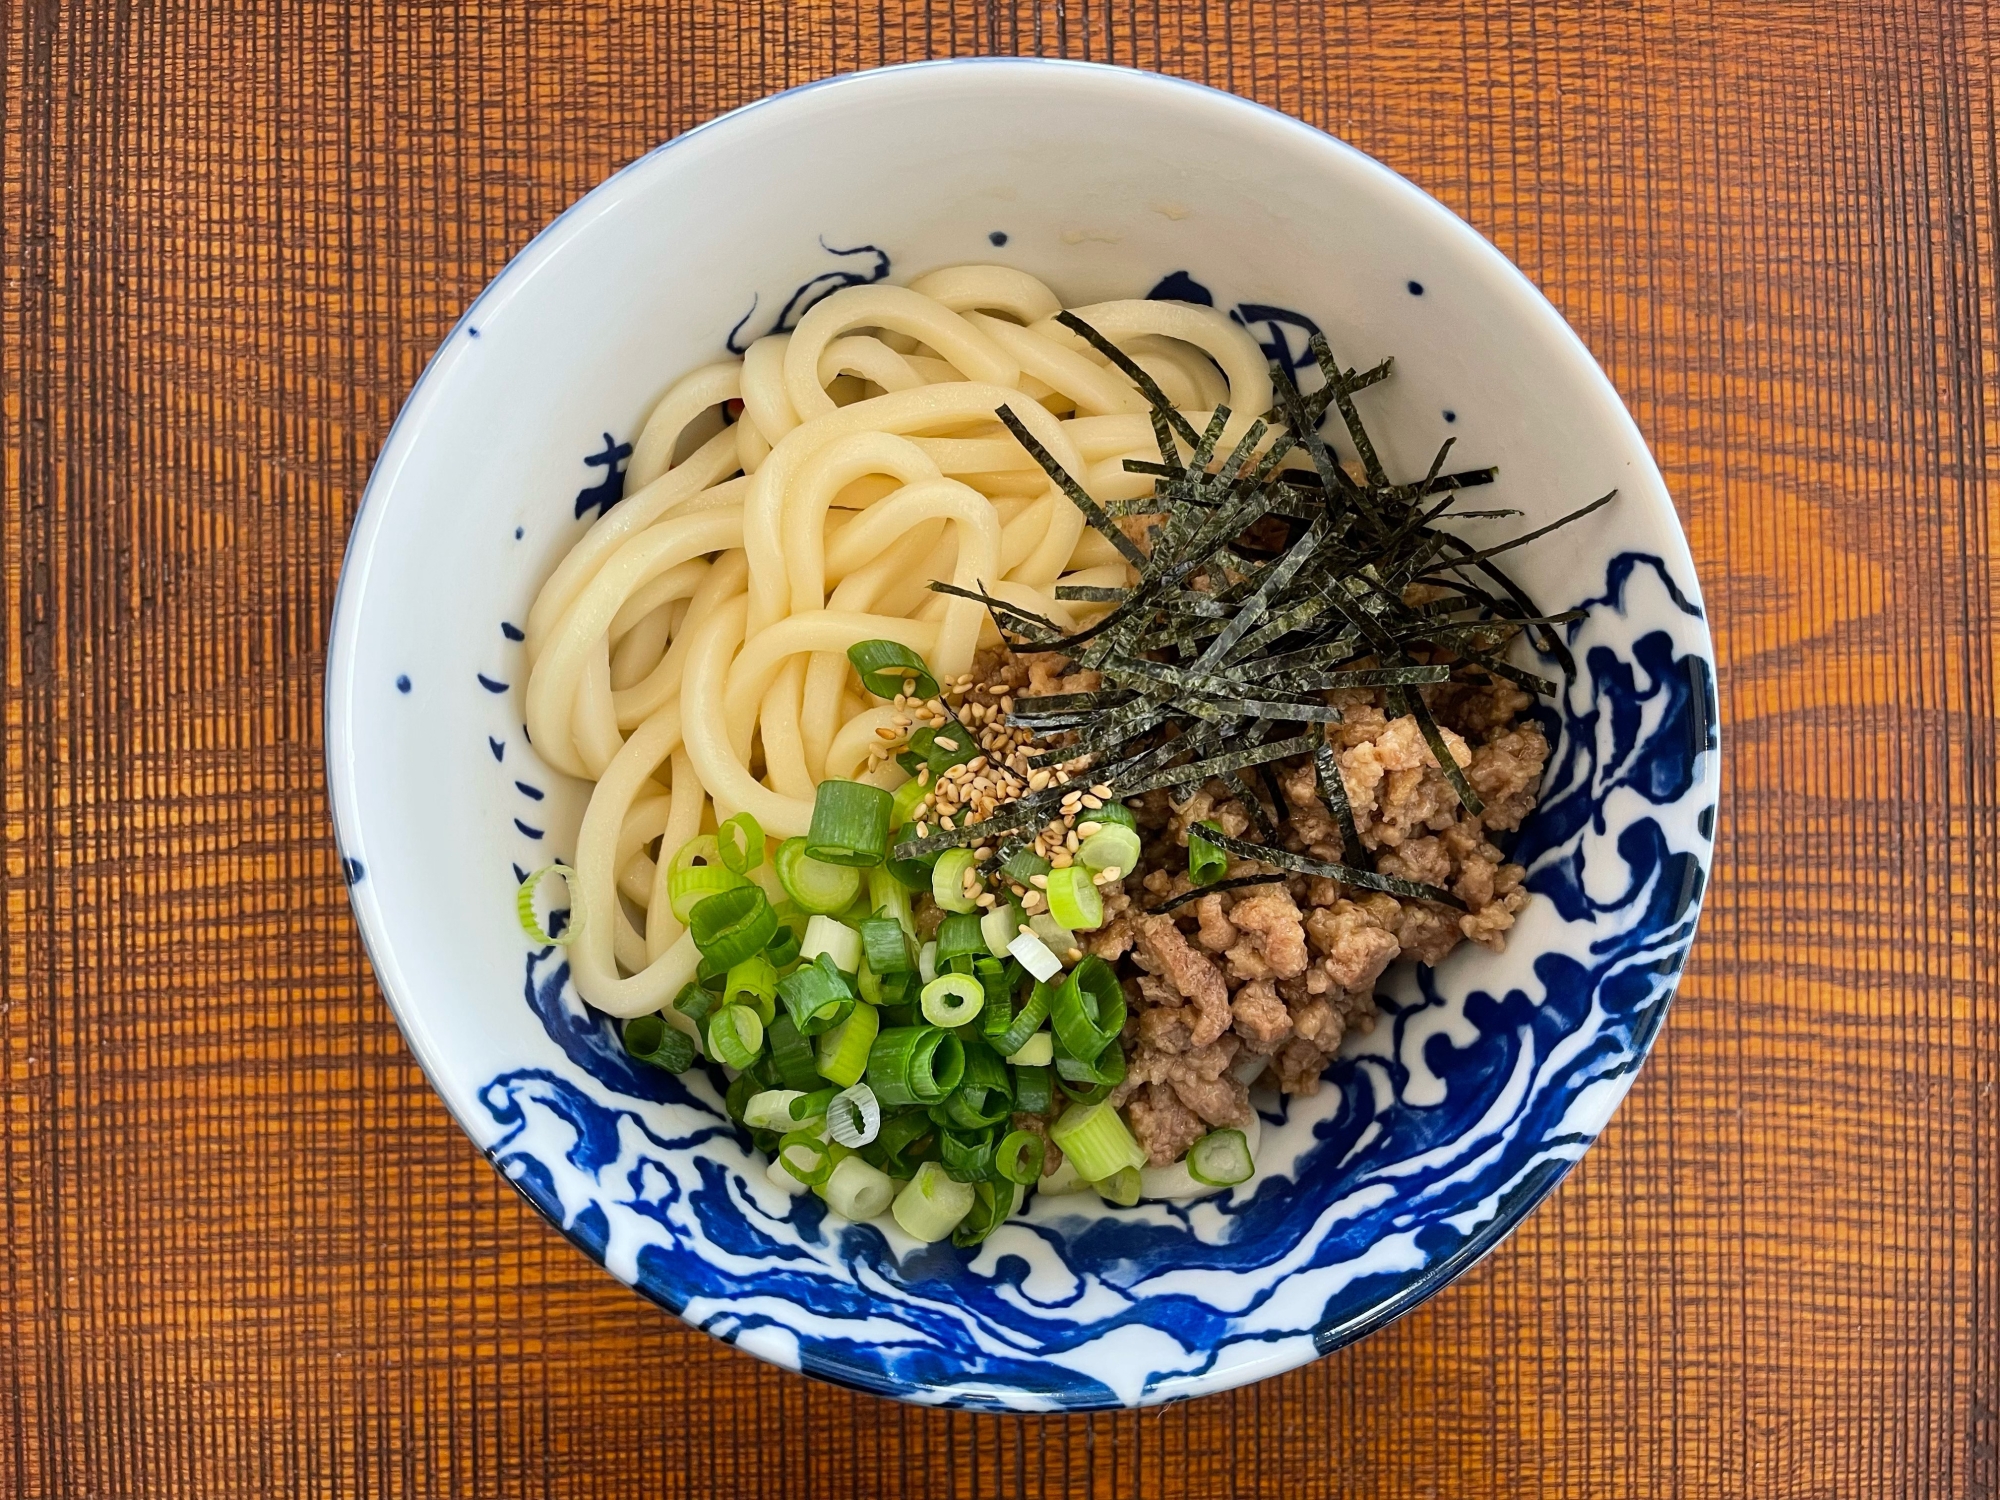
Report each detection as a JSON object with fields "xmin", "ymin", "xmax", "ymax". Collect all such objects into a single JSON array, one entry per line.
[{"xmin": 326, "ymin": 58, "xmax": 1718, "ymax": 1411}]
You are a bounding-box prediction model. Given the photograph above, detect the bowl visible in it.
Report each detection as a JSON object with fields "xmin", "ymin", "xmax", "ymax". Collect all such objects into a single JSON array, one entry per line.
[{"xmin": 324, "ymin": 58, "xmax": 1718, "ymax": 1411}]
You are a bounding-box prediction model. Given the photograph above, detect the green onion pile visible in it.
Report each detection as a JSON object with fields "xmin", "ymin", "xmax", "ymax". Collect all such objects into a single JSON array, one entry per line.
[{"xmin": 566, "ymin": 637, "xmax": 1220, "ymax": 1245}]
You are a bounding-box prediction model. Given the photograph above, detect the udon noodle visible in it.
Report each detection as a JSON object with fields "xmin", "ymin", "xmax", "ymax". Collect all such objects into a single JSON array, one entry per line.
[{"xmin": 522, "ymin": 266, "xmax": 1284, "ymax": 1023}]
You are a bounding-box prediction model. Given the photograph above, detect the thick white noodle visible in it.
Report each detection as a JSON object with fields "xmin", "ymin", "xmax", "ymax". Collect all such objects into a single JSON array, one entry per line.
[{"xmin": 518, "ymin": 267, "xmax": 1284, "ymax": 1009}]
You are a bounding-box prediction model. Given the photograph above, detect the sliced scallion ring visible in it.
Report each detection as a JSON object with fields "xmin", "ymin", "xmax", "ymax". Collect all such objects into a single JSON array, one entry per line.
[
  {"xmin": 920, "ymin": 972, "xmax": 986, "ymax": 1028},
  {"xmin": 715, "ymin": 811, "xmax": 765, "ymax": 874},
  {"xmin": 931, "ymin": 847, "xmax": 981, "ymax": 914},
  {"xmin": 805, "ymin": 778, "xmax": 894, "ymax": 867},
  {"xmin": 1044, "ymin": 865, "xmax": 1104, "ymax": 931},
  {"xmin": 847, "ymin": 638, "xmax": 939, "ymax": 702},
  {"xmin": 516, "ymin": 863, "xmax": 579, "ymax": 946},
  {"xmin": 995, "ymin": 1129, "xmax": 1047, "ymax": 1186},
  {"xmin": 825, "ymin": 1083, "xmax": 883, "ymax": 1147},
  {"xmin": 774, "ymin": 836, "xmax": 863, "ymax": 914},
  {"xmin": 1185, "ymin": 1127, "xmax": 1255, "ymax": 1187}
]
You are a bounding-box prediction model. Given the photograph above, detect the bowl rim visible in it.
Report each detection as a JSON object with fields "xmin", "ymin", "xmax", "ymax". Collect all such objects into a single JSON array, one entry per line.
[{"xmin": 324, "ymin": 54, "xmax": 1717, "ymax": 1409}]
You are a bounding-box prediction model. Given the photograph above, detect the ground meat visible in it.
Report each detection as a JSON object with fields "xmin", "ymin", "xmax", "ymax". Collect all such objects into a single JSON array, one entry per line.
[
  {"xmin": 1125, "ymin": 1083, "xmax": 1208, "ymax": 1166},
  {"xmin": 1230, "ymin": 978, "xmax": 1293, "ymax": 1051},
  {"xmin": 1130, "ymin": 914, "xmax": 1231, "ymax": 1046},
  {"xmin": 966, "ymin": 650, "xmax": 1550, "ymax": 1156},
  {"xmin": 1305, "ymin": 897, "xmax": 1404, "ymax": 991},
  {"xmin": 1222, "ymin": 886, "xmax": 1311, "ymax": 982}
]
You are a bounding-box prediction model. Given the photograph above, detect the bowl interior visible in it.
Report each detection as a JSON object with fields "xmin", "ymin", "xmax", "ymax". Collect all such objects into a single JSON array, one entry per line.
[{"xmin": 326, "ymin": 59, "xmax": 1717, "ymax": 1411}]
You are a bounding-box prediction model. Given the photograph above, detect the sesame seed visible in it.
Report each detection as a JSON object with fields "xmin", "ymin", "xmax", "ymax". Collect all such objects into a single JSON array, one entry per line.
[
  {"xmin": 1081, "ymin": 794, "xmax": 1104, "ymax": 810},
  {"xmin": 915, "ymin": 821, "xmax": 929, "ymax": 837},
  {"xmin": 875, "ymin": 726, "xmax": 899, "ymax": 740},
  {"xmin": 1090, "ymin": 783, "xmax": 1113, "ymax": 798},
  {"xmin": 1065, "ymin": 948, "xmax": 1083, "ymax": 962},
  {"xmin": 1076, "ymin": 821, "xmax": 1103, "ymax": 837},
  {"xmin": 1029, "ymin": 873, "xmax": 1049, "ymax": 889}
]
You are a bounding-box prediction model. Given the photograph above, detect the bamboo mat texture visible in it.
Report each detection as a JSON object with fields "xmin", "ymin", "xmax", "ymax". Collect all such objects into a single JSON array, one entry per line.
[{"xmin": 4, "ymin": 2, "xmax": 1998, "ymax": 1497}]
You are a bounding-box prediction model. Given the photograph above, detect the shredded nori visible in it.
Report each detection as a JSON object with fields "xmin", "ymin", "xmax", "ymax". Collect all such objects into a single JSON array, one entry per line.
[{"xmin": 892, "ymin": 317, "xmax": 1614, "ymax": 892}]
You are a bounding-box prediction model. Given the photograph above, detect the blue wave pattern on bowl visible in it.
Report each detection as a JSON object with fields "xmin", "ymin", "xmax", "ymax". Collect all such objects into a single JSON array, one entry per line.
[{"xmin": 478, "ymin": 525, "xmax": 1714, "ymax": 1408}]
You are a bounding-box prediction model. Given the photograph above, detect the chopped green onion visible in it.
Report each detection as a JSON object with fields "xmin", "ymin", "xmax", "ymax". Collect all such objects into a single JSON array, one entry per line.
[
  {"xmin": 996, "ymin": 1129, "xmax": 1047, "ymax": 1185},
  {"xmin": 621, "ymin": 1013, "xmax": 695, "ymax": 1073},
  {"xmin": 799, "ymin": 914, "xmax": 862, "ymax": 974},
  {"xmin": 1076, "ymin": 823, "xmax": 1141, "ymax": 876},
  {"xmin": 940, "ymin": 1125, "xmax": 998, "ymax": 1181},
  {"xmin": 806, "ymin": 778, "xmax": 893, "ymax": 867},
  {"xmin": 1186, "ymin": 1127, "xmax": 1255, "ymax": 1186},
  {"xmin": 889, "ymin": 776, "xmax": 929, "ymax": 829},
  {"xmin": 668, "ymin": 835, "xmax": 749, "ymax": 922},
  {"xmin": 814, "ymin": 1000, "xmax": 880, "ymax": 1087},
  {"xmin": 859, "ymin": 916, "xmax": 914, "ymax": 975},
  {"xmin": 847, "ymin": 638, "xmax": 939, "ymax": 701},
  {"xmin": 931, "ymin": 847, "xmax": 980, "ymax": 914},
  {"xmin": 1007, "ymin": 928, "xmax": 1062, "ymax": 982},
  {"xmin": 1003, "ymin": 1031, "xmax": 1054, "ymax": 1067},
  {"xmin": 1049, "ymin": 1099, "xmax": 1146, "ymax": 1182},
  {"xmin": 764, "ymin": 923, "xmax": 801, "ymax": 968},
  {"xmin": 778, "ymin": 1130, "xmax": 838, "ymax": 1187},
  {"xmin": 516, "ymin": 863, "xmax": 579, "ymax": 946},
  {"xmin": 862, "ymin": 1110, "xmax": 934, "ymax": 1177},
  {"xmin": 866, "ymin": 1025, "xmax": 965, "ymax": 1108},
  {"xmin": 868, "ymin": 861, "xmax": 916, "ymax": 935},
  {"xmin": 724, "ymin": 1069, "xmax": 760, "ymax": 1123},
  {"xmin": 980, "ymin": 902, "xmax": 1025, "ymax": 958},
  {"xmin": 1189, "ymin": 821, "xmax": 1227, "ymax": 886},
  {"xmin": 952, "ymin": 1181, "xmax": 1018, "ymax": 1247},
  {"xmin": 743, "ymin": 1088, "xmax": 810, "ymax": 1132},
  {"xmin": 989, "ymin": 979, "xmax": 1050, "ymax": 1056},
  {"xmin": 1000, "ymin": 846, "xmax": 1051, "ymax": 885},
  {"xmin": 942, "ymin": 1040, "xmax": 1013, "ymax": 1130},
  {"xmin": 715, "ymin": 811, "xmax": 765, "ymax": 874},
  {"xmin": 1093, "ymin": 1165, "xmax": 1143, "ymax": 1207},
  {"xmin": 792, "ymin": 1086, "xmax": 837, "ymax": 1122},
  {"xmin": 934, "ymin": 913, "xmax": 987, "ymax": 968},
  {"xmin": 918, "ymin": 940, "xmax": 938, "ymax": 984},
  {"xmin": 1089, "ymin": 800, "xmax": 1139, "ymax": 832},
  {"xmin": 923, "ymin": 725, "xmax": 980, "ymax": 776},
  {"xmin": 777, "ymin": 952, "xmax": 855, "ymax": 1036},
  {"xmin": 824, "ymin": 1154, "xmax": 897, "ymax": 1220},
  {"xmin": 774, "ymin": 836, "xmax": 863, "ymax": 914},
  {"xmin": 892, "ymin": 1160, "xmax": 975, "ymax": 1243},
  {"xmin": 765, "ymin": 1013, "xmax": 824, "ymax": 1090},
  {"xmin": 1055, "ymin": 1034, "xmax": 1126, "ymax": 1104},
  {"xmin": 689, "ymin": 886, "xmax": 777, "ymax": 968},
  {"xmin": 1049, "ymin": 956, "xmax": 1125, "ymax": 1064},
  {"xmin": 886, "ymin": 843, "xmax": 938, "ymax": 893},
  {"xmin": 1012, "ymin": 1063, "xmax": 1052, "ymax": 1115},
  {"xmin": 1028, "ymin": 912, "xmax": 1076, "ymax": 958},
  {"xmin": 673, "ymin": 983, "xmax": 715, "ymax": 1027},
  {"xmin": 920, "ymin": 972, "xmax": 985, "ymax": 1028},
  {"xmin": 975, "ymin": 957, "xmax": 1016, "ymax": 1041},
  {"xmin": 825, "ymin": 1082, "xmax": 882, "ymax": 1147},
  {"xmin": 722, "ymin": 952, "xmax": 779, "ymax": 1016},
  {"xmin": 1044, "ymin": 865, "xmax": 1104, "ymax": 931},
  {"xmin": 706, "ymin": 1004, "xmax": 764, "ymax": 1070}
]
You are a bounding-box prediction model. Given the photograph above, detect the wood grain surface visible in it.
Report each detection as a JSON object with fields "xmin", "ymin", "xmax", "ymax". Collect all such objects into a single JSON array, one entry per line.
[{"xmin": 4, "ymin": 2, "xmax": 1997, "ymax": 1496}]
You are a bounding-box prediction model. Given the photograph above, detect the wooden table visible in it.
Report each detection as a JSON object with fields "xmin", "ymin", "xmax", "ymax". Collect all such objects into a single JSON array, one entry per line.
[{"xmin": 5, "ymin": 3, "xmax": 1996, "ymax": 1496}]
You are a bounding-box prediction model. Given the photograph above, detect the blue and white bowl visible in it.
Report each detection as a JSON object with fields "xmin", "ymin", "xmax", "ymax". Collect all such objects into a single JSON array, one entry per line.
[{"xmin": 325, "ymin": 59, "xmax": 1718, "ymax": 1411}]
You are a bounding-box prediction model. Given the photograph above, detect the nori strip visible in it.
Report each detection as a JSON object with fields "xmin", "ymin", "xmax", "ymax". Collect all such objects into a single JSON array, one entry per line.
[
  {"xmin": 1184, "ymin": 825, "xmax": 1466, "ymax": 910},
  {"xmin": 1312, "ymin": 740, "xmax": 1368, "ymax": 867},
  {"xmin": 1392, "ymin": 685, "xmax": 1485, "ymax": 817},
  {"xmin": 1151, "ymin": 874, "xmax": 1290, "ymax": 913}
]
